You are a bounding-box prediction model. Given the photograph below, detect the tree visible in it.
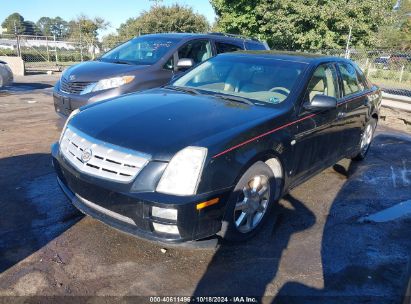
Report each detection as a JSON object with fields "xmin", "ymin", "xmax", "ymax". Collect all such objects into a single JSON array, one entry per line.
[
  {"xmin": 116, "ymin": 4, "xmax": 210, "ymax": 40},
  {"xmin": 68, "ymin": 15, "xmax": 109, "ymax": 59},
  {"xmin": 1, "ymin": 13, "xmax": 27, "ymax": 34},
  {"xmin": 37, "ymin": 16, "xmax": 69, "ymax": 38},
  {"xmin": 378, "ymin": 0, "xmax": 411, "ymax": 50},
  {"xmin": 211, "ymin": 0, "xmax": 393, "ymax": 50},
  {"xmin": 23, "ymin": 20, "xmax": 42, "ymax": 36},
  {"xmin": 101, "ymin": 33, "xmax": 122, "ymax": 51}
]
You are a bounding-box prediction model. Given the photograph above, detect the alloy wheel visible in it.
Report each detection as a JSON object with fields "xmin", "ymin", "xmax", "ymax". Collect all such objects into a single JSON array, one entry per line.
[{"xmin": 233, "ymin": 175, "xmax": 270, "ymax": 233}]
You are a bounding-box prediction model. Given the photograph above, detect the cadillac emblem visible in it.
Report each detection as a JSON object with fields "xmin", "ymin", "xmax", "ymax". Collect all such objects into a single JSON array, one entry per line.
[{"xmin": 81, "ymin": 148, "xmax": 93, "ymax": 163}]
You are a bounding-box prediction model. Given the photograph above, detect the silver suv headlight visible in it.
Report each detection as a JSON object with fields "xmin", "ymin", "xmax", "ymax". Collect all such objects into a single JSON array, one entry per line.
[
  {"xmin": 156, "ymin": 146, "xmax": 207, "ymax": 196},
  {"xmin": 80, "ymin": 76, "xmax": 135, "ymax": 95}
]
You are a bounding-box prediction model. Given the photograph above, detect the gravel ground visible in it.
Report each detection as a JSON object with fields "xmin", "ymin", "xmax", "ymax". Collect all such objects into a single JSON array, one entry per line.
[{"xmin": 0, "ymin": 74, "xmax": 411, "ymax": 303}]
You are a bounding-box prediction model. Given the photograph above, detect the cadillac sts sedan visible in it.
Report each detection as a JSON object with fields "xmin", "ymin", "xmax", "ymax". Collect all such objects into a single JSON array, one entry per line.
[{"xmin": 51, "ymin": 51, "xmax": 381, "ymax": 245}]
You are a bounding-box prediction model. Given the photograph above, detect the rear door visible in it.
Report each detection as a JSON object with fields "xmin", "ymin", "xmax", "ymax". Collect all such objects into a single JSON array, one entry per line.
[{"xmin": 336, "ymin": 62, "xmax": 369, "ymax": 155}]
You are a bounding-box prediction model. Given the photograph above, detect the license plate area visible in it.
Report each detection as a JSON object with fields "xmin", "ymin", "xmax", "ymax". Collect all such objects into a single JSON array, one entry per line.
[{"xmin": 61, "ymin": 96, "xmax": 71, "ymax": 111}]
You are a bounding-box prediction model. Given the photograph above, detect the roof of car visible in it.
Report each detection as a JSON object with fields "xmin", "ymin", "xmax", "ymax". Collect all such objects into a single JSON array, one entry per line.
[
  {"xmin": 219, "ymin": 50, "xmax": 350, "ymax": 64},
  {"xmin": 139, "ymin": 32, "xmax": 263, "ymax": 43}
]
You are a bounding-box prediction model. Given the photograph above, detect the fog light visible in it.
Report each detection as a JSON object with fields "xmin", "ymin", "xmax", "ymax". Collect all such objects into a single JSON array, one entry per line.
[
  {"xmin": 152, "ymin": 206, "xmax": 177, "ymax": 221},
  {"xmin": 152, "ymin": 223, "xmax": 179, "ymax": 235}
]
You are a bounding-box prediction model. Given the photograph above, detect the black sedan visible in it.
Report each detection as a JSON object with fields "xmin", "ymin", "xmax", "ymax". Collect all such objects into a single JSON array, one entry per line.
[{"xmin": 51, "ymin": 51, "xmax": 381, "ymax": 245}]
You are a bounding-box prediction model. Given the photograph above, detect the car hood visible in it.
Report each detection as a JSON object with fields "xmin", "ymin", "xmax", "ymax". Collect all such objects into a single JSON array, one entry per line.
[
  {"xmin": 63, "ymin": 61, "xmax": 150, "ymax": 82},
  {"xmin": 69, "ymin": 89, "xmax": 281, "ymax": 161}
]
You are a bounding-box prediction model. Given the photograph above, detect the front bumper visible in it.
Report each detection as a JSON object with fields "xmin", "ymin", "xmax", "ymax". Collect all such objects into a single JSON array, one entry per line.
[
  {"xmin": 51, "ymin": 142, "xmax": 232, "ymax": 245},
  {"xmin": 53, "ymin": 85, "xmax": 121, "ymax": 117}
]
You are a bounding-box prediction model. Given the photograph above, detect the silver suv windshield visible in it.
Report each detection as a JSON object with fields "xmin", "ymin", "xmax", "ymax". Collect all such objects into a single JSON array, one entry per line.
[
  {"xmin": 172, "ymin": 55, "xmax": 307, "ymax": 104},
  {"xmin": 100, "ymin": 36, "xmax": 180, "ymax": 65}
]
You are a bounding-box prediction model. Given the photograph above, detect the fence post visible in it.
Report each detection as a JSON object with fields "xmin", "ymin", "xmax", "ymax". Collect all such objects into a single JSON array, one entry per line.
[
  {"xmin": 53, "ymin": 35, "xmax": 58, "ymax": 64},
  {"xmin": 16, "ymin": 35, "xmax": 21, "ymax": 57},
  {"xmin": 364, "ymin": 58, "xmax": 369, "ymax": 76},
  {"xmin": 399, "ymin": 65, "xmax": 405, "ymax": 83},
  {"xmin": 46, "ymin": 36, "xmax": 50, "ymax": 62}
]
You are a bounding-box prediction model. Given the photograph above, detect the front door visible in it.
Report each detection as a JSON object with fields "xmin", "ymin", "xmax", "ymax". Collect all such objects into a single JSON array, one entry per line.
[{"xmin": 290, "ymin": 63, "xmax": 344, "ymax": 185}]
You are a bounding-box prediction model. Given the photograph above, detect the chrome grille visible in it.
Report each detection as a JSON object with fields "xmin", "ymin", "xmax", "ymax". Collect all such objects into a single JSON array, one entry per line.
[
  {"xmin": 60, "ymin": 126, "xmax": 150, "ymax": 183},
  {"xmin": 60, "ymin": 77, "xmax": 93, "ymax": 95}
]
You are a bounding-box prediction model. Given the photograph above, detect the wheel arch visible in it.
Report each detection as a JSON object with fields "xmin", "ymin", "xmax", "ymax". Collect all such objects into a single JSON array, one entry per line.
[{"xmin": 235, "ymin": 150, "xmax": 286, "ymax": 201}]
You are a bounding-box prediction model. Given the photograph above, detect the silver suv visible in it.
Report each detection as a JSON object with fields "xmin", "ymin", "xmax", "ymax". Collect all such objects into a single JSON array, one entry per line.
[{"xmin": 53, "ymin": 33, "xmax": 269, "ymax": 117}]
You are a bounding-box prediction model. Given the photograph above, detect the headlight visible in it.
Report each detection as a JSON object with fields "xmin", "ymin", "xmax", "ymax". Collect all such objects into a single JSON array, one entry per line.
[
  {"xmin": 59, "ymin": 108, "xmax": 80, "ymax": 143},
  {"xmin": 80, "ymin": 75, "xmax": 135, "ymax": 95},
  {"xmin": 156, "ymin": 146, "xmax": 207, "ymax": 196}
]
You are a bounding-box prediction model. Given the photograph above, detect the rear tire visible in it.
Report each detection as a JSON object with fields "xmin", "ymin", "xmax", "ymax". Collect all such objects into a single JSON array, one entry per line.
[
  {"xmin": 219, "ymin": 161, "xmax": 276, "ymax": 242},
  {"xmin": 352, "ymin": 118, "xmax": 377, "ymax": 161}
]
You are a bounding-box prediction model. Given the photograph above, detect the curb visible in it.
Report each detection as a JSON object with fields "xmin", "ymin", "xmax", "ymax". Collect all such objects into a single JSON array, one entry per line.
[{"xmin": 382, "ymin": 92, "xmax": 411, "ymax": 104}]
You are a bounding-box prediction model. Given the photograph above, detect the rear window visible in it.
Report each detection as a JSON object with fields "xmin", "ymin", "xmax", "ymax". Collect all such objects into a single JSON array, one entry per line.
[
  {"xmin": 245, "ymin": 41, "xmax": 268, "ymax": 50},
  {"xmin": 215, "ymin": 41, "xmax": 243, "ymax": 54}
]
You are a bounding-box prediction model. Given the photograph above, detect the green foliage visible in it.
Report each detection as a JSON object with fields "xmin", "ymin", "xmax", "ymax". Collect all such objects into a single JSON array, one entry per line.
[
  {"xmin": 36, "ymin": 16, "xmax": 70, "ymax": 38},
  {"xmin": 211, "ymin": 0, "xmax": 393, "ymax": 49},
  {"xmin": 2, "ymin": 13, "xmax": 28, "ymax": 34},
  {"xmin": 67, "ymin": 15, "xmax": 108, "ymax": 59},
  {"xmin": 101, "ymin": 33, "xmax": 122, "ymax": 50},
  {"xmin": 378, "ymin": 1, "xmax": 411, "ymax": 50},
  {"xmin": 115, "ymin": 4, "xmax": 210, "ymax": 41}
]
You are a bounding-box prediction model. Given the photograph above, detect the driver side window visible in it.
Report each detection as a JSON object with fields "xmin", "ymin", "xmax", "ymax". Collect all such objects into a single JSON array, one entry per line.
[{"xmin": 306, "ymin": 64, "xmax": 338, "ymax": 103}]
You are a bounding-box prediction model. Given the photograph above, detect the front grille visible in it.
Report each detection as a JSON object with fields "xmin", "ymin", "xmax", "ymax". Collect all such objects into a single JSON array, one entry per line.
[
  {"xmin": 60, "ymin": 77, "xmax": 93, "ymax": 95},
  {"xmin": 60, "ymin": 126, "xmax": 150, "ymax": 183}
]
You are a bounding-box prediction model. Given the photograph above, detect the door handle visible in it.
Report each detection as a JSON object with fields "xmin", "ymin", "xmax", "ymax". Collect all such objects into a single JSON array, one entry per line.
[{"xmin": 337, "ymin": 112, "xmax": 346, "ymax": 119}]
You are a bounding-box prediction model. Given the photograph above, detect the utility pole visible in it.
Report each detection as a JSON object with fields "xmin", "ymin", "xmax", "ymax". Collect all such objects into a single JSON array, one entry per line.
[{"xmin": 345, "ymin": 25, "xmax": 352, "ymax": 59}]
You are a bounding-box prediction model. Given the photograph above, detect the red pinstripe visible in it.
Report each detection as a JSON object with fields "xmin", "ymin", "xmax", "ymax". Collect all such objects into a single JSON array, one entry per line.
[
  {"xmin": 212, "ymin": 113, "xmax": 317, "ymax": 158},
  {"xmin": 212, "ymin": 92, "xmax": 370, "ymax": 159}
]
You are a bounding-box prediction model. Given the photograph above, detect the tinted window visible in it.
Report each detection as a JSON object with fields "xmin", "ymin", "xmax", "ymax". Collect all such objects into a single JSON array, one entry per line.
[
  {"xmin": 306, "ymin": 64, "xmax": 338, "ymax": 102},
  {"xmin": 173, "ymin": 55, "xmax": 307, "ymax": 104},
  {"xmin": 215, "ymin": 41, "xmax": 242, "ymax": 54},
  {"xmin": 354, "ymin": 65, "xmax": 369, "ymax": 90},
  {"xmin": 101, "ymin": 36, "xmax": 179, "ymax": 65},
  {"xmin": 178, "ymin": 40, "xmax": 212, "ymax": 65},
  {"xmin": 245, "ymin": 41, "xmax": 268, "ymax": 50},
  {"xmin": 338, "ymin": 63, "xmax": 363, "ymax": 96}
]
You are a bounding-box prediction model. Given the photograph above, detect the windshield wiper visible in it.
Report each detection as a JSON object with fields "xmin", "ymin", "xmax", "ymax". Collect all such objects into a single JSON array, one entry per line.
[
  {"xmin": 110, "ymin": 60, "xmax": 133, "ymax": 65},
  {"xmin": 99, "ymin": 58, "xmax": 133, "ymax": 65},
  {"xmin": 213, "ymin": 94, "xmax": 254, "ymax": 106},
  {"xmin": 164, "ymin": 85, "xmax": 200, "ymax": 95}
]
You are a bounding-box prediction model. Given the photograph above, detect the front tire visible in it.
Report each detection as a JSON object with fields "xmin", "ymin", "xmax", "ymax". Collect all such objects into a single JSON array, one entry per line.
[
  {"xmin": 352, "ymin": 118, "xmax": 377, "ymax": 161},
  {"xmin": 219, "ymin": 161, "xmax": 276, "ymax": 242}
]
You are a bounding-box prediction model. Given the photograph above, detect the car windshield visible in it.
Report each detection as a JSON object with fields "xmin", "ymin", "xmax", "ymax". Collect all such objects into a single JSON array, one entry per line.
[
  {"xmin": 172, "ymin": 55, "xmax": 307, "ymax": 104},
  {"xmin": 100, "ymin": 36, "xmax": 180, "ymax": 65}
]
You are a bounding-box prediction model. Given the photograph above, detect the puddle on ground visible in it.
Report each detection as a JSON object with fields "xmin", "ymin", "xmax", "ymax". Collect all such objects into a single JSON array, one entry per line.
[{"xmin": 359, "ymin": 199, "xmax": 411, "ymax": 223}]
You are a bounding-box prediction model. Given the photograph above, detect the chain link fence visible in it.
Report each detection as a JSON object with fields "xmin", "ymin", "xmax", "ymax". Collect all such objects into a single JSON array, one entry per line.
[
  {"xmin": 0, "ymin": 34, "xmax": 97, "ymax": 71},
  {"xmin": 298, "ymin": 49, "xmax": 411, "ymax": 97},
  {"xmin": 0, "ymin": 34, "xmax": 410, "ymax": 97}
]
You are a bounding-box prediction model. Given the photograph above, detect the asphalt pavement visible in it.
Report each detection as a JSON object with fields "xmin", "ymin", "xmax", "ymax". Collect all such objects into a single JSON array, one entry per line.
[{"xmin": 0, "ymin": 75, "xmax": 410, "ymax": 303}]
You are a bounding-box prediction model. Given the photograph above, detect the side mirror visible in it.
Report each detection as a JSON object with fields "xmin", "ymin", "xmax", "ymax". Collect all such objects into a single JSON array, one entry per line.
[
  {"xmin": 304, "ymin": 95, "xmax": 337, "ymax": 111},
  {"xmin": 176, "ymin": 58, "xmax": 194, "ymax": 71}
]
